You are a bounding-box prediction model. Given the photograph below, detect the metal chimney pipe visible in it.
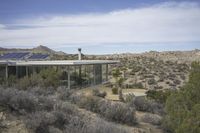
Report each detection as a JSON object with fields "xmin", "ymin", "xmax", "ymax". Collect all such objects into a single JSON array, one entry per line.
[{"xmin": 78, "ymin": 48, "xmax": 81, "ymax": 60}]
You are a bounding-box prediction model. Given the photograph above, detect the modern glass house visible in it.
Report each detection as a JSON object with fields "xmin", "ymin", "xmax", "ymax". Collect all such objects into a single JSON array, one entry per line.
[{"xmin": 0, "ymin": 51, "xmax": 119, "ymax": 89}]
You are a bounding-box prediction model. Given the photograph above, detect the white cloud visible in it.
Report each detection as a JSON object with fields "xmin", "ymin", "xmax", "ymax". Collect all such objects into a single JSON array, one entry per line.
[{"xmin": 0, "ymin": 1, "xmax": 200, "ymax": 48}]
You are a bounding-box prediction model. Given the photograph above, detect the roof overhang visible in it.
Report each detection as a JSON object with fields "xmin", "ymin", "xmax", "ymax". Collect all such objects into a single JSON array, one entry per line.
[{"xmin": 0, "ymin": 60, "xmax": 119, "ymax": 66}]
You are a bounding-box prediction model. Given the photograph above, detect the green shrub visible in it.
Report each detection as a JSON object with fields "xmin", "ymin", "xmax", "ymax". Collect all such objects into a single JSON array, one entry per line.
[
  {"xmin": 39, "ymin": 68, "xmax": 62, "ymax": 88},
  {"xmin": 146, "ymin": 90, "xmax": 172, "ymax": 104},
  {"xmin": 163, "ymin": 62, "xmax": 200, "ymax": 133},
  {"xmin": 112, "ymin": 87, "xmax": 118, "ymax": 94}
]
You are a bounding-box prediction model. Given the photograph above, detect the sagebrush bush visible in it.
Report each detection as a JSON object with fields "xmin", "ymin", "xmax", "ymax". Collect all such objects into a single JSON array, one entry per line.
[
  {"xmin": 57, "ymin": 86, "xmax": 73, "ymax": 101},
  {"xmin": 70, "ymin": 94, "xmax": 137, "ymax": 125},
  {"xmin": 103, "ymin": 102, "xmax": 137, "ymax": 125},
  {"xmin": 92, "ymin": 88, "xmax": 107, "ymax": 98},
  {"xmin": 25, "ymin": 100, "xmax": 131, "ymax": 133},
  {"xmin": 141, "ymin": 113, "xmax": 162, "ymax": 125},
  {"xmin": 0, "ymin": 87, "xmax": 58, "ymax": 114},
  {"xmin": 0, "ymin": 88, "xmax": 37, "ymax": 113},
  {"xmin": 129, "ymin": 96, "xmax": 164, "ymax": 115}
]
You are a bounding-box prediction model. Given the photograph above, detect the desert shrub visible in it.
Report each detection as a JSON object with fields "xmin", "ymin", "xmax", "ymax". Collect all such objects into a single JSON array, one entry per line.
[
  {"xmin": 0, "ymin": 88, "xmax": 37, "ymax": 113},
  {"xmin": 28, "ymin": 86, "xmax": 56, "ymax": 96},
  {"xmin": 173, "ymin": 79, "xmax": 181, "ymax": 85},
  {"xmin": 92, "ymin": 88, "xmax": 107, "ymax": 98},
  {"xmin": 146, "ymin": 90, "xmax": 173, "ymax": 104},
  {"xmin": 9, "ymin": 91, "xmax": 37, "ymax": 113},
  {"xmin": 57, "ymin": 87, "xmax": 73, "ymax": 101},
  {"xmin": 29, "ymin": 73, "xmax": 43, "ymax": 87},
  {"xmin": 49, "ymin": 126, "xmax": 62, "ymax": 133},
  {"xmin": 130, "ymin": 97, "xmax": 149, "ymax": 111},
  {"xmin": 0, "ymin": 87, "xmax": 59, "ymax": 113},
  {"xmin": 154, "ymin": 85, "xmax": 163, "ymax": 90},
  {"xmin": 134, "ymin": 82, "xmax": 144, "ymax": 89},
  {"xmin": 39, "ymin": 68, "xmax": 62, "ymax": 88},
  {"xmin": 163, "ymin": 62, "xmax": 200, "ymax": 133},
  {"xmin": 64, "ymin": 115, "xmax": 131, "ymax": 133},
  {"xmin": 141, "ymin": 113, "xmax": 162, "ymax": 125},
  {"xmin": 124, "ymin": 93, "xmax": 135, "ymax": 103},
  {"xmin": 118, "ymin": 88, "xmax": 124, "ymax": 102},
  {"xmin": 17, "ymin": 76, "xmax": 31, "ymax": 90},
  {"xmin": 103, "ymin": 102, "xmax": 136, "ymax": 125},
  {"xmin": 0, "ymin": 77, "xmax": 5, "ymax": 85},
  {"xmin": 71, "ymin": 94, "xmax": 137, "ymax": 125},
  {"xmin": 7, "ymin": 75, "xmax": 17, "ymax": 87},
  {"xmin": 86, "ymin": 118, "xmax": 131, "ymax": 133},
  {"xmin": 131, "ymin": 66, "xmax": 142, "ymax": 73},
  {"xmin": 79, "ymin": 96, "xmax": 100, "ymax": 113},
  {"xmin": 37, "ymin": 96, "xmax": 55, "ymax": 111},
  {"xmin": 165, "ymin": 81, "xmax": 170, "ymax": 84},
  {"xmin": 26, "ymin": 111, "xmax": 51, "ymax": 133},
  {"xmin": 148, "ymin": 78, "xmax": 156, "ymax": 85},
  {"xmin": 0, "ymin": 88, "xmax": 16, "ymax": 106},
  {"xmin": 129, "ymin": 96, "xmax": 164, "ymax": 115},
  {"xmin": 112, "ymin": 87, "xmax": 118, "ymax": 94},
  {"xmin": 175, "ymin": 104, "xmax": 200, "ymax": 133},
  {"xmin": 26, "ymin": 99, "xmax": 131, "ymax": 133},
  {"xmin": 26, "ymin": 111, "xmax": 67, "ymax": 133},
  {"xmin": 180, "ymin": 74, "xmax": 186, "ymax": 80},
  {"xmin": 26, "ymin": 102, "xmax": 77, "ymax": 133}
]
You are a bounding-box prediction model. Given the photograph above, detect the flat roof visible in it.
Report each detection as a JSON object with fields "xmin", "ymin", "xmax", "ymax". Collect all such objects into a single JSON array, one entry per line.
[{"xmin": 0, "ymin": 60, "xmax": 119, "ymax": 66}]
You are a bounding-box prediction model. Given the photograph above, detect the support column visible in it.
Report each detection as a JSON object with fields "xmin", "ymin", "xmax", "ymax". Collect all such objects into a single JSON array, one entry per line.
[
  {"xmin": 93, "ymin": 65, "xmax": 96, "ymax": 85},
  {"xmin": 5, "ymin": 65, "xmax": 8, "ymax": 80},
  {"xmin": 79, "ymin": 65, "xmax": 82, "ymax": 88},
  {"xmin": 67, "ymin": 66, "xmax": 70, "ymax": 89},
  {"xmin": 26, "ymin": 66, "xmax": 28, "ymax": 77}
]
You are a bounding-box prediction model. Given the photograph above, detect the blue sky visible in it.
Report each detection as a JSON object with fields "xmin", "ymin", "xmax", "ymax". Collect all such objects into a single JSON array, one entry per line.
[{"xmin": 0, "ymin": 0, "xmax": 200, "ymax": 54}]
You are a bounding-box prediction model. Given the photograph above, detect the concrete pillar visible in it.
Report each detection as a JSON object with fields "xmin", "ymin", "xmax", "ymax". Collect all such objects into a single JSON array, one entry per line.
[{"xmin": 67, "ymin": 66, "xmax": 70, "ymax": 89}]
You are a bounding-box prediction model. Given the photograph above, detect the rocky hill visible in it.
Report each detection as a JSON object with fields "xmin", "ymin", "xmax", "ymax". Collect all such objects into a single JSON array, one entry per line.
[{"xmin": 0, "ymin": 45, "xmax": 67, "ymax": 55}]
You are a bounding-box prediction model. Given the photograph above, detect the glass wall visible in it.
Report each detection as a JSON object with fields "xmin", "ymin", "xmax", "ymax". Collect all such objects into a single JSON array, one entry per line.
[
  {"xmin": 102, "ymin": 64, "xmax": 107, "ymax": 83},
  {"xmin": 1, "ymin": 63, "xmax": 109, "ymax": 88},
  {"xmin": 70, "ymin": 65, "xmax": 81, "ymax": 88},
  {"xmin": 0, "ymin": 65, "xmax": 6, "ymax": 82},
  {"xmin": 8, "ymin": 66, "xmax": 16, "ymax": 77},
  {"xmin": 69, "ymin": 64, "xmax": 103, "ymax": 88},
  {"xmin": 94, "ymin": 64, "xmax": 102, "ymax": 85}
]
